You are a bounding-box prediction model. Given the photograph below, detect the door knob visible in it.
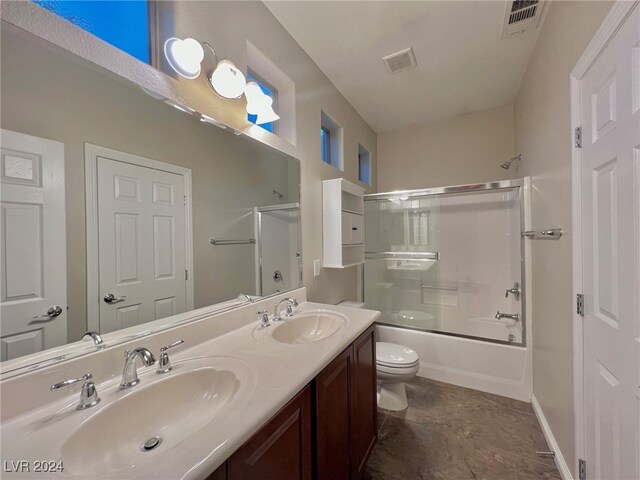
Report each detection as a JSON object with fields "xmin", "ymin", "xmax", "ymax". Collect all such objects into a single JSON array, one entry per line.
[
  {"xmin": 33, "ymin": 305, "xmax": 63, "ymax": 320},
  {"xmin": 103, "ymin": 293, "xmax": 127, "ymax": 304}
]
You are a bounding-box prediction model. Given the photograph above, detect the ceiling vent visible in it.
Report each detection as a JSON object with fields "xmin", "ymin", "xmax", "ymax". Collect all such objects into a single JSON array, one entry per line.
[
  {"xmin": 382, "ymin": 47, "xmax": 417, "ymax": 74},
  {"xmin": 501, "ymin": 0, "xmax": 548, "ymax": 38}
]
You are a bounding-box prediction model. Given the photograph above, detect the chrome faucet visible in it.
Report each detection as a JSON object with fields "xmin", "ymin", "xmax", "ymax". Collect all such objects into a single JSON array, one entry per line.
[
  {"xmin": 120, "ymin": 348, "xmax": 156, "ymax": 389},
  {"xmin": 51, "ymin": 373, "xmax": 101, "ymax": 410},
  {"xmin": 273, "ymin": 298, "xmax": 299, "ymax": 321},
  {"xmin": 82, "ymin": 331, "xmax": 105, "ymax": 348},
  {"xmin": 495, "ymin": 311, "xmax": 520, "ymax": 322},
  {"xmin": 505, "ymin": 282, "xmax": 521, "ymax": 300}
]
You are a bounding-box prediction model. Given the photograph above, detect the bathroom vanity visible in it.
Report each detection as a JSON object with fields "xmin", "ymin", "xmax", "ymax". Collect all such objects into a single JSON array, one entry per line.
[
  {"xmin": 222, "ymin": 324, "xmax": 376, "ymax": 480},
  {"xmin": 0, "ymin": 289, "xmax": 379, "ymax": 480}
]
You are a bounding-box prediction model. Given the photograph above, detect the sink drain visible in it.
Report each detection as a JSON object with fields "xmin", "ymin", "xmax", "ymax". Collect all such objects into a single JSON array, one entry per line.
[{"xmin": 140, "ymin": 436, "xmax": 163, "ymax": 452}]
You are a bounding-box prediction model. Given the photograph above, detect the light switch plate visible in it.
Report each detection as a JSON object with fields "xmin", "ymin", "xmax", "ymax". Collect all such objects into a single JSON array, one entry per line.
[{"xmin": 313, "ymin": 259, "xmax": 321, "ymax": 277}]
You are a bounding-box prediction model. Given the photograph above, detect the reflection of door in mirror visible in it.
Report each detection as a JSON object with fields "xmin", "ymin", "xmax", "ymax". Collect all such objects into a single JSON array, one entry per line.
[
  {"xmin": 1, "ymin": 129, "xmax": 67, "ymax": 360},
  {"xmin": 89, "ymin": 146, "xmax": 193, "ymax": 334},
  {"xmin": 255, "ymin": 205, "xmax": 300, "ymax": 296}
]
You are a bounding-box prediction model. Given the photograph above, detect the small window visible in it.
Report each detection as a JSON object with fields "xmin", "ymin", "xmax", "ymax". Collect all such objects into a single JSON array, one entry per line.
[
  {"xmin": 321, "ymin": 126, "xmax": 331, "ymax": 164},
  {"xmin": 320, "ymin": 111, "xmax": 343, "ymax": 170},
  {"xmin": 33, "ymin": 0, "xmax": 151, "ymax": 63},
  {"xmin": 247, "ymin": 69, "xmax": 278, "ymax": 134},
  {"xmin": 358, "ymin": 144, "xmax": 371, "ymax": 185}
]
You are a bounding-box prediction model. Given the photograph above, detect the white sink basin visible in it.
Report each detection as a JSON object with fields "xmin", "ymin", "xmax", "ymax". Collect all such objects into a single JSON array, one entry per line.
[
  {"xmin": 272, "ymin": 310, "xmax": 347, "ymax": 344},
  {"xmin": 3, "ymin": 356, "xmax": 254, "ymax": 479}
]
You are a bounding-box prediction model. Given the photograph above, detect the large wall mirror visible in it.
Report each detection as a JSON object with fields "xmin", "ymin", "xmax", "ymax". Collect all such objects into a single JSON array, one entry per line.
[{"xmin": 0, "ymin": 7, "xmax": 302, "ymax": 366}]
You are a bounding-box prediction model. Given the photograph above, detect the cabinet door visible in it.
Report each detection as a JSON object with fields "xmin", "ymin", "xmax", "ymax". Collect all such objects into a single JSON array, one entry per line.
[
  {"xmin": 315, "ymin": 347, "xmax": 353, "ymax": 480},
  {"xmin": 351, "ymin": 214, "xmax": 364, "ymax": 245},
  {"xmin": 351, "ymin": 326, "xmax": 377, "ymax": 479},
  {"xmin": 228, "ymin": 385, "xmax": 312, "ymax": 480}
]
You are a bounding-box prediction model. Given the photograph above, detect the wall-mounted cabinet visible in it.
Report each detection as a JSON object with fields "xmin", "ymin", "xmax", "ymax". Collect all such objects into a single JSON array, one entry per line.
[{"xmin": 323, "ymin": 179, "xmax": 365, "ymax": 268}]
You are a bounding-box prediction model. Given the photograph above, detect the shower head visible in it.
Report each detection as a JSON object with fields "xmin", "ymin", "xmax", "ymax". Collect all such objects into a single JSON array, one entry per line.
[{"xmin": 501, "ymin": 154, "xmax": 522, "ymax": 170}]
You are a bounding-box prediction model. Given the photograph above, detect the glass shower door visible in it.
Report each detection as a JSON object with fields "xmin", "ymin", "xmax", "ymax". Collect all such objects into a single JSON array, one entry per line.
[{"xmin": 364, "ymin": 187, "xmax": 523, "ymax": 345}]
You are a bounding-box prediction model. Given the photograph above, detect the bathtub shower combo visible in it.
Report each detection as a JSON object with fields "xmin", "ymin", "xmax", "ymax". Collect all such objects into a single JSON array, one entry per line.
[{"xmin": 364, "ymin": 179, "xmax": 533, "ymax": 401}]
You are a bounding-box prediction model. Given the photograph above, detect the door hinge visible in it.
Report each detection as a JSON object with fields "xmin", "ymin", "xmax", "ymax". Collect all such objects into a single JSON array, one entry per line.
[
  {"xmin": 579, "ymin": 458, "xmax": 586, "ymax": 480},
  {"xmin": 184, "ymin": 195, "xmax": 187, "ymax": 206},
  {"xmin": 185, "ymin": 269, "xmax": 188, "ymax": 281},
  {"xmin": 577, "ymin": 293, "xmax": 585, "ymax": 316},
  {"xmin": 574, "ymin": 126, "xmax": 582, "ymax": 148}
]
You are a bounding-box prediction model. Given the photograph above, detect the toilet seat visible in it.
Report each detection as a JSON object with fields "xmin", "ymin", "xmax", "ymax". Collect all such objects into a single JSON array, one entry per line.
[
  {"xmin": 376, "ymin": 342, "xmax": 419, "ymax": 368},
  {"xmin": 376, "ymin": 362, "xmax": 419, "ymax": 376}
]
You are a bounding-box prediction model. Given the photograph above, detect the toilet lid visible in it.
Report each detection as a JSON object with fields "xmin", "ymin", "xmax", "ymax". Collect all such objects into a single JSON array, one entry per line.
[{"xmin": 376, "ymin": 342, "xmax": 419, "ymax": 367}]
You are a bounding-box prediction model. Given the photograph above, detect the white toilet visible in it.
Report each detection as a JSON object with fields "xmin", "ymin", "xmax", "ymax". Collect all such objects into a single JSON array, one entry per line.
[
  {"xmin": 337, "ymin": 301, "xmax": 419, "ymax": 411},
  {"xmin": 376, "ymin": 342, "xmax": 419, "ymax": 411}
]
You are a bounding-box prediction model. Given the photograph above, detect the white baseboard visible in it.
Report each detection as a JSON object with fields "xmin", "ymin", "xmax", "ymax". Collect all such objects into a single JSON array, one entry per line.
[{"xmin": 531, "ymin": 394, "xmax": 573, "ymax": 480}]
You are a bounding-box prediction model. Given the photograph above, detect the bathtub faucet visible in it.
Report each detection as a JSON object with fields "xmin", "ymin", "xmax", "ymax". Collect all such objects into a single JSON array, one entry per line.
[{"xmin": 495, "ymin": 311, "xmax": 520, "ymax": 322}]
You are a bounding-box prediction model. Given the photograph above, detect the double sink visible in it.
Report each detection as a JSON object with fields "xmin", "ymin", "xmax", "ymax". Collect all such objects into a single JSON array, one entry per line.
[{"xmin": 2, "ymin": 306, "xmax": 349, "ymax": 478}]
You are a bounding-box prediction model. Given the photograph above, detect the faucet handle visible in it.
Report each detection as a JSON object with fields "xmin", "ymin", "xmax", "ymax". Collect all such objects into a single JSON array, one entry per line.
[
  {"xmin": 156, "ymin": 339, "xmax": 184, "ymax": 374},
  {"xmin": 160, "ymin": 339, "xmax": 184, "ymax": 353},
  {"xmin": 257, "ymin": 310, "xmax": 271, "ymax": 328},
  {"xmin": 51, "ymin": 373, "xmax": 101, "ymax": 410}
]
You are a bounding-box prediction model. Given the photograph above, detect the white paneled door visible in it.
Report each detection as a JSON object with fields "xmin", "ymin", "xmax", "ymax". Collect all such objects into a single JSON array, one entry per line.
[
  {"xmin": 579, "ymin": 4, "xmax": 639, "ymax": 479},
  {"xmin": 0, "ymin": 129, "xmax": 67, "ymax": 361},
  {"xmin": 97, "ymin": 155, "xmax": 188, "ymax": 334}
]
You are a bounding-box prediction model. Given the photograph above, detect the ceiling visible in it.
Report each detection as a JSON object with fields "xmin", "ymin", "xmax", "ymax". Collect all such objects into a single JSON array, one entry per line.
[{"xmin": 264, "ymin": 1, "xmax": 543, "ymax": 133}]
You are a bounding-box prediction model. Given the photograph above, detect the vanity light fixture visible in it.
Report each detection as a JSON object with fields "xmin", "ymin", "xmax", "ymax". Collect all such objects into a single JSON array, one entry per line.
[
  {"xmin": 245, "ymin": 81, "xmax": 280, "ymax": 125},
  {"xmin": 209, "ymin": 60, "xmax": 246, "ymax": 99},
  {"xmin": 164, "ymin": 37, "xmax": 205, "ymax": 80},
  {"xmin": 163, "ymin": 37, "xmax": 279, "ymax": 125}
]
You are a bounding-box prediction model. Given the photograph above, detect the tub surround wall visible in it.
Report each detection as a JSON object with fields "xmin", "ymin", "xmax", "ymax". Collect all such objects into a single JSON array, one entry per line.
[
  {"xmin": 513, "ymin": 1, "xmax": 613, "ymax": 473},
  {"xmin": 376, "ymin": 104, "xmax": 516, "ymax": 192}
]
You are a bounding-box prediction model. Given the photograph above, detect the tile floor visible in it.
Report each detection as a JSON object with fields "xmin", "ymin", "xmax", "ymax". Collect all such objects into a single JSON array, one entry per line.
[{"xmin": 364, "ymin": 377, "xmax": 561, "ymax": 480}]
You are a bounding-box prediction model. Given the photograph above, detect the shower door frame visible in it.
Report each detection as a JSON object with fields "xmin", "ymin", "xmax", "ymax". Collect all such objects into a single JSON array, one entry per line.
[
  {"xmin": 254, "ymin": 202, "xmax": 302, "ymax": 296},
  {"xmin": 363, "ymin": 179, "xmax": 527, "ymax": 347}
]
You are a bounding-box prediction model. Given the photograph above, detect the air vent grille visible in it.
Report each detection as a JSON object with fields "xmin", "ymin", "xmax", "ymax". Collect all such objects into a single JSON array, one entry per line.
[
  {"xmin": 382, "ymin": 47, "xmax": 417, "ymax": 74},
  {"xmin": 501, "ymin": 0, "xmax": 546, "ymax": 38},
  {"xmin": 509, "ymin": 1, "xmax": 539, "ymax": 24}
]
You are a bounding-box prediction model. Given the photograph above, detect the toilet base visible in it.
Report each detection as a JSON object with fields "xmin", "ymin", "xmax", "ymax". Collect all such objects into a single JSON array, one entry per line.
[{"xmin": 377, "ymin": 380, "xmax": 408, "ymax": 411}]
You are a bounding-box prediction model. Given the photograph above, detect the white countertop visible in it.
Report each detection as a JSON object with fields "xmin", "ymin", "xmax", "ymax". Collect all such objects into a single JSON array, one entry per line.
[{"xmin": 0, "ymin": 297, "xmax": 379, "ymax": 480}]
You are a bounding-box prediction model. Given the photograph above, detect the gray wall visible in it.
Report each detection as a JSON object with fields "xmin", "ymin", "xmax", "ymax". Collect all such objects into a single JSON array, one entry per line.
[
  {"xmin": 377, "ymin": 104, "xmax": 515, "ymax": 191},
  {"xmin": 514, "ymin": 1, "xmax": 612, "ymax": 473}
]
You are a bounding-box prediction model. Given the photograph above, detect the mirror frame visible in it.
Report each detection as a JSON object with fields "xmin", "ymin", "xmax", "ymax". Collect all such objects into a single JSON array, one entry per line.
[{"xmin": 0, "ymin": 1, "xmax": 304, "ymax": 379}]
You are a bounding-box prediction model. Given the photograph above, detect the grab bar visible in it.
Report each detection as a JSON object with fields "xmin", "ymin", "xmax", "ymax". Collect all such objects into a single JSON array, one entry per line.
[
  {"xmin": 210, "ymin": 238, "xmax": 256, "ymax": 246},
  {"xmin": 521, "ymin": 228, "xmax": 562, "ymax": 239},
  {"xmin": 365, "ymin": 251, "xmax": 439, "ymax": 260}
]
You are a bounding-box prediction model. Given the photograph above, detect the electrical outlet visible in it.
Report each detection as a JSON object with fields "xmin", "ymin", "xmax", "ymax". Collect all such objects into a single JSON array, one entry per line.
[{"xmin": 313, "ymin": 259, "xmax": 321, "ymax": 277}]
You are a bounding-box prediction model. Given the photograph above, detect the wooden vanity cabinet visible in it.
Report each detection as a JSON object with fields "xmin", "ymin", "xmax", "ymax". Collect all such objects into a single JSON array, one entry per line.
[
  {"xmin": 350, "ymin": 326, "xmax": 377, "ymax": 479},
  {"xmin": 315, "ymin": 325, "xmax": 377, "ymax": 480},
  {"xmin": 208, "ymin": 325, "xmax": 376, "ymax": 480},
  {"xmin": 226, "ymin": 384, "xmax": 313, "ymax": 480}
]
